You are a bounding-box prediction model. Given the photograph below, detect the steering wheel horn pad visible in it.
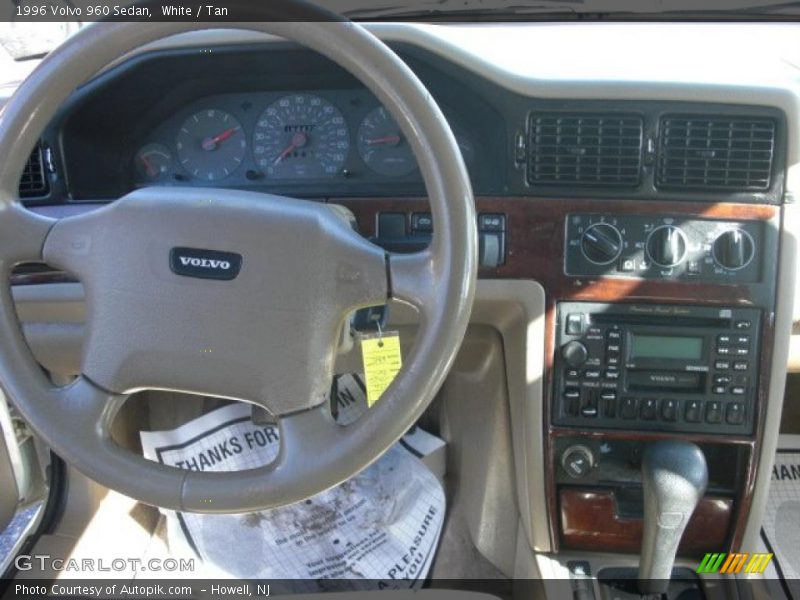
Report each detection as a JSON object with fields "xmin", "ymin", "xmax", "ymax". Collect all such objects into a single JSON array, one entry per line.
[{"xmin": 0, "ymin": 17, "xmax": 477, "ymax": 512}]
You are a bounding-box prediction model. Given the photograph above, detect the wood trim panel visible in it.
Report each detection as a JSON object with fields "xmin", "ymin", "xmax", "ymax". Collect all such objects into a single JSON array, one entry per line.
[
  {"xmin": 338, "ymin": 196, "xmax": 779, "ymax": 555},
  {"xmin": 560, "ymin": 488, "xmax": 733, "ymax": 556}
]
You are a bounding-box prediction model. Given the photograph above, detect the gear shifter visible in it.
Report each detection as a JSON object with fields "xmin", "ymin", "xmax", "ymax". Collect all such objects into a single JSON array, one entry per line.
[{"xmin": 638, "ymin": 441, "xmax": 708, "ymax": 596}]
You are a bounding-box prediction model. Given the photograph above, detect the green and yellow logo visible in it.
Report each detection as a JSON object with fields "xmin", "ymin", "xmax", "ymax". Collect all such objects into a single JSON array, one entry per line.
[{"xmin": 697, "ymin": 552, "xmax": 773, "ymax": 574}]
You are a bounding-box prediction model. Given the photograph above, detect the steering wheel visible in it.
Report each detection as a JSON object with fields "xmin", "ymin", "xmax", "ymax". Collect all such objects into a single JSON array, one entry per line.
[{"xmin": 0, "ymin": 13, "xmax": 476, "ymax": 512}]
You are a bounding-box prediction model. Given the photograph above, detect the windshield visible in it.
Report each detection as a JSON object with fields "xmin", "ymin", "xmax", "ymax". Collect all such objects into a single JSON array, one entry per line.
[{"xmin": 1, "ymin": 0, "xmax": 799, "ymax": 60}]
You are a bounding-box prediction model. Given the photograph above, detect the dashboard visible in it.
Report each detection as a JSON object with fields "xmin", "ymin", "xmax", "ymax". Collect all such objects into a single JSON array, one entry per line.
[{"xmin": 7, "ymin": 22, "xmax": 800, "ymax": 569}]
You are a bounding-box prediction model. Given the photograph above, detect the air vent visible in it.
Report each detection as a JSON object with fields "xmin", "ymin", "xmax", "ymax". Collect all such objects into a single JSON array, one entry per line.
[
  {"xmin": 657, "ymin": 116, "xmax": 775, "ymax": 191},
  {"xmin": 527, "ymin": 114, "xmax": 643, "ymax": 187},
  {"xmin": 18, "ymin": 145, "xmax": 49, "ymax": 198}
]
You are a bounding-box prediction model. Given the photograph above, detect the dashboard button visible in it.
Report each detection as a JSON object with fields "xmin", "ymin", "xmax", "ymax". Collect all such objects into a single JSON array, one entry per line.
[
  {"xmin": 735, "ymin": 320, "xmax": 752, "ymax": 330},
  {"xmin": 478, "ymin": 213, "xmax": 506, "ymax": 232},
  {"xmin": 566, "ymin": 313, "xmax": 585, "ymax": 335},
  {"xmin": 621, "ymin": 397, "xmax": 637, "ymax": 419},
  {"xmin": 713, "ymin": 386, "xmax": 727, "ymax": 395},
  {"xmin": 661, "ymin": 399, "xmax": 679, "ymax": 422},
  {"xmin": 564, "ymin": 388, "xmax": 581, "ymax": 400},
  {"xmin": 718, "ymin": 334, "xmax": 732, "ymax": 344},
  {"xmin": 733, "ymin": 361, "xmax": 749, "ymax": 371},
  {"xmin": 731, "ymin": 386, "xmax": 746, "ymax": 395},
  {"xmin": 565, "ymin": 369, "xmax": 581, "ymax": 380},
  {"xmin": 640, "ymin": 398, "xmax": 658, "ymax": 420},
  {"xmin": 705, "ymin": 401, "xmax": 723, "ymax": 424},
  {"xmin": 685, "ymin": 400, "xmax": 702, "ymax": 423},
  {"xmin": 715, "ymin": 360, "xmax": 731, "ymax": 370},
  {"xmin": 726, "ymin": 403, "xmax": 745, "ymax": 425},
  {"xmin": 735, "ymin": 335, "xmax": 750, "ymax": 345},
  {"xmin": 584, "ymin": 370, "xmax": 601, "ymax": 379},
  {"xmin": 411, "ymin": 212, "xmax": 433, "ymax": 232},
  {"xmin": 714, "ymin": 375, "xmax": 732, "ymax": 385},
  {"xmin": 607, "ymin": 329, "xmax": 622, "ymax": 341},
  {"xmin": 605, "ymin": 370, "xmax": 620, "ymax": 380},
  {"xmin": 717, "ymin": 347, "xmax": 731, "ymax": 355},
  {"xmin": 734, "ymin": 347, "xmax": 749, "ymax": 356}
]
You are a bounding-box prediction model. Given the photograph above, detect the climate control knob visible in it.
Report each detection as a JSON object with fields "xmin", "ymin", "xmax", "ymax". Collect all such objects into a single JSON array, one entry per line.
[
  {"xmin": 581, "ymin": 223, "xmax": 623, "ymax": 265},
  {"xmin": 562, "ymin": 341, "xmax": 589, "ymax": 367},
  {"xmin": 713, "ymin": 229, "xmax": 755, "ymax": 270},
  {"xmin": 646, "ymin": 225, "xmax": 688, "ymax": 268}
]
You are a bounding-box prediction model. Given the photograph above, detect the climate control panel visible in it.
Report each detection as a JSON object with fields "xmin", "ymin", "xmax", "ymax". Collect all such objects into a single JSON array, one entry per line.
[{"xmin": 565, "ymin": 214, "xmax": 763, "ymax": 282}]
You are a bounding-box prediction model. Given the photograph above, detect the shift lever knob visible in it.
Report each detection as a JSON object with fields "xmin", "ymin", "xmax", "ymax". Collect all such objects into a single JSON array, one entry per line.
[{"xmin": 638, "ymin": 441, "xmax": 708, "ymax": 595}]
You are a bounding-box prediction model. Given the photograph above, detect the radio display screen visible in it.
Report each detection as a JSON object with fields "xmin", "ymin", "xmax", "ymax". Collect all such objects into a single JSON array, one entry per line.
[{"xmin": 630, "ymin": 334, "xmax": 703, "ymax": 360}]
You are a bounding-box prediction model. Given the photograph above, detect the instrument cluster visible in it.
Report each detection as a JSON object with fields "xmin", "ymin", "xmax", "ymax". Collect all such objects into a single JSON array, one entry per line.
[{"xmin": 132, "ymin": 90, "xmax": 475, "ymax": 188}]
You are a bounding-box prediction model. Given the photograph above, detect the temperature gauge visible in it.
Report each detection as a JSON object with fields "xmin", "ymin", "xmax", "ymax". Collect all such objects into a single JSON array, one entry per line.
[{"xmin": 135, "ymin": 143, "xmax": 173, "ymax": 182}]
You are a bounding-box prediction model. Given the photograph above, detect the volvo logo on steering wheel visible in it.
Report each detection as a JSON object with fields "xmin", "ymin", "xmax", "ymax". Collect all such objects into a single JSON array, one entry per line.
[{"xmin": 169, "ymin": 247, "xmax": 242, "ymax": 281}]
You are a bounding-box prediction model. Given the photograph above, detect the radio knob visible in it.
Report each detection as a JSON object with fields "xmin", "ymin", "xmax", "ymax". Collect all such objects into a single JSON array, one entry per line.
[
  {"xmin": 562, "ymin": 341, "xmax": 589, "ymax": 367},
  {"xmin": 581, "ymin": 223, "xmax": 623, "ymax": 265},
  {"xmin": 713, "ymin": 229, "xmax": 755, "ymax": 270},
  {"xmin": 646, "ymin": 225, "xmax": 688, "ymax": 268},
  {"xmin": 561, "ymin": 445, "xmax": 595, "ymax": 479}
]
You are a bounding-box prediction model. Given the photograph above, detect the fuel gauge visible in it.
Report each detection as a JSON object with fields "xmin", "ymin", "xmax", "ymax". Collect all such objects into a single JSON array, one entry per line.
[{"xmin": 135, "ymin": 143, "xmax": 174, "ymax": 183}]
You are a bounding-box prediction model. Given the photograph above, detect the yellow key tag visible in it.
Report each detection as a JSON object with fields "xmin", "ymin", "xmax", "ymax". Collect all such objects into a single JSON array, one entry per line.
[{"xmin": 360, "ymin": 331, "xmax": 402, "ymax": 407}]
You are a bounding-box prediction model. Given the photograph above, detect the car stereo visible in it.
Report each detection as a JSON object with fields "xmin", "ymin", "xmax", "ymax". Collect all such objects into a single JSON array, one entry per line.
[{"xmin": 554, "ymin": 302, "xmax": 761, "ymax": 435}]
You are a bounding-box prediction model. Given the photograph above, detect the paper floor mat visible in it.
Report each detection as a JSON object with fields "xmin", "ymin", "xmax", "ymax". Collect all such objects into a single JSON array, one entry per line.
[
  {"xmin": 139, "ymin": 374, "xmax": 446, "ymax": 589},
  {"xmin": 760, "ymin": 435, "xmax": 800, "ymax": 599}
]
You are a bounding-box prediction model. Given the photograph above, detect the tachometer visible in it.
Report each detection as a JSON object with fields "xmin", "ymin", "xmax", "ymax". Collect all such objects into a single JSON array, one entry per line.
[
  {"xmin": 356, "ymin": 106, "xmax": 416, "ymax": 177},
  {"xmin": 252, "ymin": 94, "xmax": 349, "ymax": 179},
  {"xmin": 176, "ymin": 109, "xmax": 246, "ymax": 182}
]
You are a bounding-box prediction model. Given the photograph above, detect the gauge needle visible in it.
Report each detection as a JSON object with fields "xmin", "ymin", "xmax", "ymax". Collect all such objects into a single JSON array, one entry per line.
[
  {"xmin": 367, "ymin": 135, "xmax": 401, "ymax": 146},
  {"xmin": 274, "ymin": 132, "xmax": 308, "ymax": 165},
  {"xmin": 139, "ymin": 154, "xmax": 157, "ymax": 178},
  {"xmin": 201, "ymin": 126, "xmax": 241, "ymax": 151}
]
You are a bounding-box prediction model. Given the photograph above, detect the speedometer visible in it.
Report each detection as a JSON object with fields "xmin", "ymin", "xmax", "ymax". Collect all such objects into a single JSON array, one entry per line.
[{"xmin": 252, "ymin": 94, "xmax": 349, "ymax": 179}]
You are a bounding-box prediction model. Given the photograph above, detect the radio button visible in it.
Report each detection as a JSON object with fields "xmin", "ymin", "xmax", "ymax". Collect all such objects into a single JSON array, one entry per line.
[
  {"xmin": 607, "ymin": 356, "xmax": 620, "ymax": 366},
  {"xmin": 640, "ymin": 398, "xmax": 658, "ymax": 420},
  {"xmin": 661, "ymin": 399, "xmax": 679, "ymax": 422},
  {"xmin": 731, "ymin": 386, "xmax": 746, "ymax": 395},
  {"xmin": 621, "ymin": 397, "xmax": 637, "ymax": 419},
  {"xmin": 565, "ymin": 369, "xmax": 581, "ymax": 380},
  {"xmin": 564, "ymin": 388, "xmax": 581, "ymax": 399},
  {"xmin": 581, "ymin": 392, "xmax": 598, "ymax": 417},
  {"xmin": 705, "ymin": 401, "xmax": 723, "ymax": 424},
  {"xmin": 735, "ymin": 320, "xmax": 752, "ymax": 330},
  {"xmin": 735, "ymin": 335, "xmax": 750, "ymax": 345},
  {"xmin": 733, "ymin": 361, "xmax": 749, "ymax": 371},
  {"xmin": 713, "ymin": 386, "xmax": 727, "ymax": 395},
  {"xmin": 566, "ymin": 313, "xmax": 585, "ymax": 335},
  {"xmin": 734, "ymin": 347, "xmax": 749, "ymax": 356},
  {"xmin": 715, "ymin": 360, "xmax": 731, "ymax": 370},
  {"xmin": 726, "ymin": 402, "xmax": 745, "ymax": 425},
  {"xmin": 607, "ymin": 329, "xmax": 622, "ymax": 341},
  {"xmin": 605, "ymin": 370, "xmax": 620, "ymax": 380},
  {"xmin": 584, "ymin": 370, "xmax": 601, "ymax": 379},
  {"xmin": 606, "ymin": 344, "xmax": 621, "ymax": 354},
  {"xmin": 717, "ymin": 347, "xmax": 732, "ymax": 355},
  {"xmin": 714, "ymin": 375, "xmax": 732, "ymax": 385},
  {"xmin": 717, "ymin": 334, "xmax": 732, "ymax": 344},
  {"xmin": 685, "ymin": 400, "xmax": 702, "ymax": 423}
]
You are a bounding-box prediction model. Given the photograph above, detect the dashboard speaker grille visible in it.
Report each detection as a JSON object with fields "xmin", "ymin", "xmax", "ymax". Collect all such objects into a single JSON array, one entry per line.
[
  {"xmin": 18, "ymin": 144, "xmax": 49, "ymax": 198},
  {"xmin": 527, "ymin": 114, "xmax": 643, "ymax": 187},
  {"xmin": 657, "ymin": 116, "xmax": 775, "ymax": 191}
]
